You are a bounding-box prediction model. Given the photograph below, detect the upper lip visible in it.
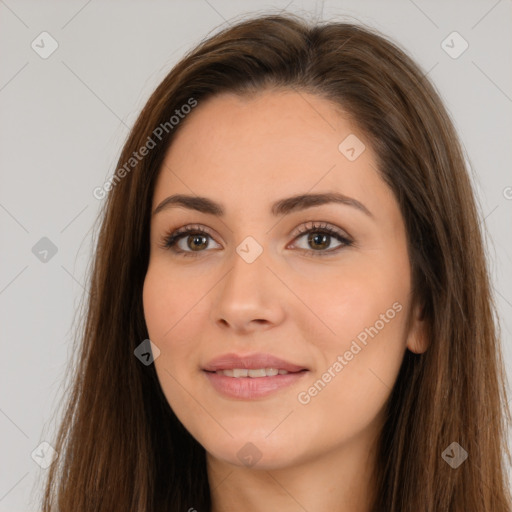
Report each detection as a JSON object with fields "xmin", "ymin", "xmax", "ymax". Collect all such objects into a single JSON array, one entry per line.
[{"xmin": 203, "ymin": 353, "xmax": 308, "ymax": 372}]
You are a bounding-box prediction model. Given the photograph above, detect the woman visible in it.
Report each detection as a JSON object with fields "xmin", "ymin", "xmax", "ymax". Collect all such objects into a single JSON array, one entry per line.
[{"xmin": 41, "ymin": 12, "xmax": 512, "ymax": 511}]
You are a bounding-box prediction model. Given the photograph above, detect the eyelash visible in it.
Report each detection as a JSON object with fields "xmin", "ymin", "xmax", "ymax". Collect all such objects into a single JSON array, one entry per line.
[{"xmin": 159, "ymin": 222, "xmax": 354, "ymax": 258}]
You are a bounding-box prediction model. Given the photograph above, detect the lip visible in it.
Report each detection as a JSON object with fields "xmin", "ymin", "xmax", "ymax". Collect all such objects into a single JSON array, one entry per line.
[
  {"xmin": 202, "ymin": 352, "xmax": 308, "ymax": 372},
  {"xmin": 203, "ymin": 371, "xmax": 308, "ymax": 399},
  {"xmin": 202, "ymin": 352, "xmax": 309, "ymax": 400}
]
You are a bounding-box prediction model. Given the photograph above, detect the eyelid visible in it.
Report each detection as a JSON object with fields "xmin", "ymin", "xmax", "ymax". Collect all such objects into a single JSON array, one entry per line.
[
  {"xmin": 167, "ymin": 223, "xmax": 217, "ymax": 240},
  {"xmin": 290, "ymin": 221, "xmax": 351, "ymax": 241}
]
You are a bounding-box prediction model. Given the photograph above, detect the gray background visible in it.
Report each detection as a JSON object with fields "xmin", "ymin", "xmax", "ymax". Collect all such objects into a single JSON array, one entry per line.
[{"xmin": 1, "ymin": 0, "xmax": 511, "ymax": 510}]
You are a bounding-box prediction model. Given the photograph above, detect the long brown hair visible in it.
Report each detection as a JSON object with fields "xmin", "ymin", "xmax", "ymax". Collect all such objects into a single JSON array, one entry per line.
[{"xmin": 40, "ymin": 12, "xmax": 512, "ymax": 511}]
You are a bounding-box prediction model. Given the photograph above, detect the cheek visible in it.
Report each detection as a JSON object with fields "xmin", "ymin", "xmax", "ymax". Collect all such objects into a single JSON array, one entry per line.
[
  {"xmin": 143, "ymin": 261, "xmax": 196, "ymax": 341},
  {"xmin": 143, "ymin": 260, "xmax": 205, "ymax": 370},
  {"xmin": 142, "ymin": 263, "xmax": 200, "ymax": 402},
  {"xmin": 293, "ymin": 300, "xmax": 407, "ymax": 450},
  {"xmin": 143, "ymin": 264, "xmax": 206, "ymax": 433},
  {"xmin": 289, "ymin": 255, "xmax": 409, "ymax": 349},
  {"xmin": 143, "ymin": 262, "xmax": 166, "ymax": 337},
  {"xmin": 290, "ymin": 254, "xmax": 409, "ymax": 417}
]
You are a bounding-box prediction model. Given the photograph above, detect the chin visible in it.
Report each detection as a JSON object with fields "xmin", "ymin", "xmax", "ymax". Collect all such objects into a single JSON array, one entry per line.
[{"xmin": 203, "ymin": 435, "xmax": 305, "ymax": 471}]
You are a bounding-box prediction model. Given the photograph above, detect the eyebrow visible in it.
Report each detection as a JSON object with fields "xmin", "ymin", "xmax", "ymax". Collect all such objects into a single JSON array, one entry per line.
[{"xmin": 152, "ymin": 192, "xmax": 373, "ymax": 219}]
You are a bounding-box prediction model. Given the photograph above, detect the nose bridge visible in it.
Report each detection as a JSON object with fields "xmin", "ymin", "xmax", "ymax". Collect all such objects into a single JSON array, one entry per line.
[
  {"xmin": 210, "ymin": 235, "xmax": 285, "ymax": 330},
  {"xmin": 223, "ymin": 237, "xmax": 269, "ymax": 303}
]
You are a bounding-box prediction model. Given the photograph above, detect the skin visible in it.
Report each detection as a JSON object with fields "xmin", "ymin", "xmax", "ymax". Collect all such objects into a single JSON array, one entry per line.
[{"xmin": 143, "ymin": 89, "xmax": 428, "ymax": 511}]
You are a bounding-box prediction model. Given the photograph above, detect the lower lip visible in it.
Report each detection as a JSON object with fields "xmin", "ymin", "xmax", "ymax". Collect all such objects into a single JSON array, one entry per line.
[{"xmin": 203, "ymin": 370, "xmax": 308, "ymax": 399}]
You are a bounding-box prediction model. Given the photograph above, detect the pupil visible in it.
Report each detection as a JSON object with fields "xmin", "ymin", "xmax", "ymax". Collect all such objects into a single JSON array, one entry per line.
[
  {"xmin": 189, "ymin": 234, "xmax": 207, "ymax": 250},
  {"xmin": 309, "ymin": 232, "xmax": 329, "ymax": 250}
]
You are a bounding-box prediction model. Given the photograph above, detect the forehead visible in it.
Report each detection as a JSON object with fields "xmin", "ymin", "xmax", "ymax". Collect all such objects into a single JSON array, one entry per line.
[{"xmin": 152, "ymin": 89, "xmax": 388, "ymax": 215}]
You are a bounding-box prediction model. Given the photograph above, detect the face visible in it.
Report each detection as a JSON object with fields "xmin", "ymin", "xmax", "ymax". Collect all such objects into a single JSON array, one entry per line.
[{"xmin": 143, "ymin": 89, "xmax": 426, "ymax": 470}]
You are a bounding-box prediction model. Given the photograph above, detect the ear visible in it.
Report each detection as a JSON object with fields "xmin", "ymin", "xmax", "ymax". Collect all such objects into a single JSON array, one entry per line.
[{"xmin": 406, "ymin": 301, "xmax": 429, "ymax": 354}]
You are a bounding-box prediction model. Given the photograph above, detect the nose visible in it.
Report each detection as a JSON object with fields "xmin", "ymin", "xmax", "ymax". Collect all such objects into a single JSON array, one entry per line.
[{"xmin": 210, "ymin": 245, "xmax": 286, "ymax": 334}]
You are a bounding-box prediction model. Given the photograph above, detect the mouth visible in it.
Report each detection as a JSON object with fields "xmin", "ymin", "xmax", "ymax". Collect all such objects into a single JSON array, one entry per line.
[
  {"xmin": 202, "ymin": 352, "xmax": 309, "ymax": 399},
  {"xmin": 206, "ymin": 368, "xmax": 305, "ymax": 378}
]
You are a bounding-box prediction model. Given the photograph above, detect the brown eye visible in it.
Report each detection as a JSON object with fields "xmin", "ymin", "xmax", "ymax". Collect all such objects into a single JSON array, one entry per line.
[
  {"xmin": 161, "ymin": 222, "xmax": 353, "ymax": 259},
  {"xmin": 161, "ymin": 226, "xmax": 221, "ymax": 257},
  {"xmin": 186, "ymin": 234, "xmax": 209, "ymax": 251},
  {"xmin": 291, "ymin": 222, "xmax": 353, "ymax": 256},
  {"xmin": 307, "ymin": 232, "xmax": 331, "ymax": 251}
]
